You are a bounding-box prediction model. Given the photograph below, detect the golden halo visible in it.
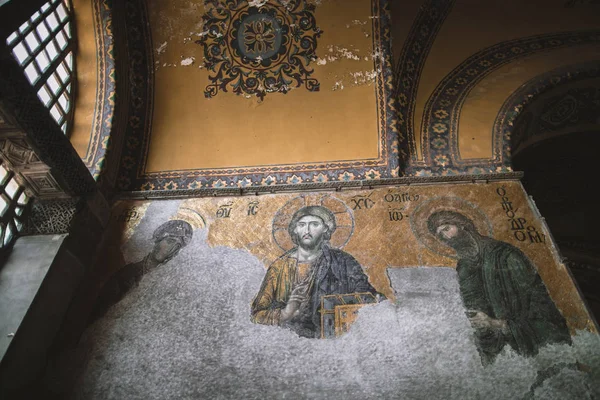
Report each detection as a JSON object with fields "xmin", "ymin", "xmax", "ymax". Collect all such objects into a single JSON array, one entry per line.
[
  {"xmin": 170, "ymin": 202, "xmax": 206, "ymax": 231},
  {"xmin": 272, "ymin": 194, "xmax": 355, "ymax": 252},
  {"xmin": 410, "ymin": 196, "xmax": 493, "ymax": 259}
]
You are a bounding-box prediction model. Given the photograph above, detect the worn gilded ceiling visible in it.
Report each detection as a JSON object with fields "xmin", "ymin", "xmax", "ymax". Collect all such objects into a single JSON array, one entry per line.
[
  {"xmin": 67, "ymin": 0, "xmax": 600, "ymax": 190},
  {"xmin": 147, "ymin": 0, "xmax": 380, "ymax": 172}
]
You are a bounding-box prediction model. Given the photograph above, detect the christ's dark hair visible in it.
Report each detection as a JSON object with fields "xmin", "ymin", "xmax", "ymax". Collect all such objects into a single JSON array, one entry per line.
[{"xmin": 288, "ymin": 206, "xmax": 336, "ymax": 245}]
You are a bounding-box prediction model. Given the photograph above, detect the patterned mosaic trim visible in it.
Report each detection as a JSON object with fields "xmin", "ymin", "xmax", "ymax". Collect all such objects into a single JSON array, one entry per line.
[
  {"xmin": 392, "ymin": 0, "xmax": 455, "ymax": 168},
  {"xmin": 116, "ymin": 0, "xmax": 401, "ymax": 193},
  {"xmin": 494, "ymin": 62, "xmax": 600, "ymax": 165},
  {"xmin": 415, "ymin": 30, "xmax": 600, "ymax": 176},
  {"xmin": 100, "ymin": 1, "xmax": 131, "ymax": 191},
  {"xmin": 82, "ymin": 0, "xmax": 116, "ymax": 181},
  {"xmin": 22, "ymin": 198, "xmax": 79, "ymax": 235},
  {"xmin": 116, "ymin": 172, "xmax": 523, "ymax": 200}
]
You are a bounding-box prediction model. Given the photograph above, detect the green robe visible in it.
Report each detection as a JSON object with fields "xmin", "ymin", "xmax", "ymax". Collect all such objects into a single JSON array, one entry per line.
[{"xmin": 457, "ymin": 237, "xmax": 571, "ymax": 364}]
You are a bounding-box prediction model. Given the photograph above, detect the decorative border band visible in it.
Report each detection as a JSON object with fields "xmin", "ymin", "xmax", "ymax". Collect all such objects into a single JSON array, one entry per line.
[
  {"xmin": 83, "ymin": 0, "xmax": 116, "ymax": 180},
  {"xmin": 115, "ymin": 171, "xmax": 523, "ymax": 200}
]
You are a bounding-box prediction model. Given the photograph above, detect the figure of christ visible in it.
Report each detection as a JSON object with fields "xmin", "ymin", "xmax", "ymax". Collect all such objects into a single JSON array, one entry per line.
[{"xmin": 251, "ymin": 206, "xmax": 381, "ymax": 338}]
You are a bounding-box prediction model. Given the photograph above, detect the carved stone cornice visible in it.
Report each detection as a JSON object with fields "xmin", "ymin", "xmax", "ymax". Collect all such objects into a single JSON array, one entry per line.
[
  {"xmin": 0, "ymin": 110, "xmax": 69, "ymax": 200},
  {"xmin": 0, "ymin": 43, "xmax": 96, "ymax": 197}
]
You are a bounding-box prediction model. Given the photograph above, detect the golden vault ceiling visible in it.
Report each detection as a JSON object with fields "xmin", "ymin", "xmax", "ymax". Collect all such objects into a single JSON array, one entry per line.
[{"xmin": 68, "ymin": 0, "xmax": 600, "ymax": 192}]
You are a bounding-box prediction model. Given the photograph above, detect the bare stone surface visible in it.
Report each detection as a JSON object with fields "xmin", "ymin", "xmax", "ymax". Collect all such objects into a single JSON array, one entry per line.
[{"xmin": 0, "ymin": 234, "xmax": 66, "ymax": 360}]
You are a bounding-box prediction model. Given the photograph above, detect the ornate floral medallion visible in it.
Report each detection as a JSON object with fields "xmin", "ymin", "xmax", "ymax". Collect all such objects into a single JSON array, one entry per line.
[{"xmin": 197, "ymin": 0, "xmax": 322, "ymax": 100}]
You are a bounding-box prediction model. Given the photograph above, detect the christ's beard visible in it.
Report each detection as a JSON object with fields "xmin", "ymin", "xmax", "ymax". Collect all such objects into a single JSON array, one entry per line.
[
  {"xmin": 446, "ymin": 231, "xmax": 480, "ymax": 260},
  {"xmin": 296, "ymin": 234, "xmax": 324, "ymax": 251}
]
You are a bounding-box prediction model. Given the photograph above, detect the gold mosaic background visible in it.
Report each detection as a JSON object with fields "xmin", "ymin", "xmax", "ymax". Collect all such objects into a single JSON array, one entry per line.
[
  {"xmin": 109, "ymin": 180, "xmax": 595, "ymax": 333},
  {"xmin": 145, "ymin": 0, "xmax": 380, "ymax": 172},
  {"xmin": 69, "ymin": 0, "xmax": 600, "ymax": 178}
]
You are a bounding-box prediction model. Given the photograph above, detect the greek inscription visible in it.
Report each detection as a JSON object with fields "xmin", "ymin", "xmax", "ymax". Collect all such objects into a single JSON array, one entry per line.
[
  {"xmin": 527, "ymin": 226, "xmax": 546, "ymax": 244},
  {"xmin": 247, "ymin": 201, "xmax": 259, "ymax": 216},
  {"xmin": 514, "ymin": 230, "xmax": 527, "ymax": 242},
  {"xmin": 496, "ymin": 186, "xmax": 545, "ymax": 244},
  {"xmin": 510, "ymin": 217, "xmax": 527, "ymax": 231},
  {"xmin": 383, "ymin": 191, "xmax": 420, "ymax": 203},
  {"xmin": 350, "ymin": 192, "xmax": 375, "ymax": 210},
  {"xmin": 388, "ymin": 207, "xmax": 405, "ymax": 222},
  {"xmin": 216, "ymin": 203, "xmax": 234, "ymax": 219},
  {"xmin": 115, "ymin": 207, "xmax": 139, "ymax": 223}
]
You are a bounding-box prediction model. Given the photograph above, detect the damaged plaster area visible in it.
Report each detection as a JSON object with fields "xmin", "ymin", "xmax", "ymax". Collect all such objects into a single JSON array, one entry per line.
[
  {"xmin": 45, "ymin": 201, "xmax": 600, "ymax": 400},
  {"xmin": 154, "ymin": 29, "xmax": 207, "ymax": 71},
  {"xmin": 150, "ymin": 1, "xmax": 383, "ymax": 96},
  {"xmin": 249, "ymin": 0, "xmax": 332, "ymax": 9},
  {"xmin": 151, "ymin": 0, "xmax": 332, "ymax": 72},
  {"xmin": 248, "ymin": 0, "xmax": 269, "ymax": 7},
  {"xmin": 180, "ymin": 57, "xmax": 195, "ymax": 66},
  {"xmin": 345, "ymin": 17, "xmax": 379, "ymax": 38},
  {"xmin": 150, "ymin": 2, "xmax": 210, "ymax": 72},
  {"xmin": 319, "ymin": 45, "xmax": 384, "ymax": 91}
]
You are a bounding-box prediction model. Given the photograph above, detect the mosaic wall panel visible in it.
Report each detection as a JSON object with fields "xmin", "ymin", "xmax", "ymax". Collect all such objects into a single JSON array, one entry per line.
[{"xmin": 63, "ymin": 180, "xmax": 599, "ymax": 398}]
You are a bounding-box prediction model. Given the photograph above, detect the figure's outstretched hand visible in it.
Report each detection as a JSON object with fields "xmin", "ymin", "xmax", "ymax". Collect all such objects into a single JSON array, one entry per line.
[{"xmin": 280, "ymin": 283, "xmax": 309, "ymax": 323}]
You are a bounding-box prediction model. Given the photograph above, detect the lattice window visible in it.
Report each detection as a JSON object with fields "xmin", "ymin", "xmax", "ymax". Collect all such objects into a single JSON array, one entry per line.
[
  {"xmin": 0, "ymin": 163, "xmax": 29, "ymax": 251},
  {"xmin": 4, "ymin": 0, "xmax": 75, "ymax": 135}
]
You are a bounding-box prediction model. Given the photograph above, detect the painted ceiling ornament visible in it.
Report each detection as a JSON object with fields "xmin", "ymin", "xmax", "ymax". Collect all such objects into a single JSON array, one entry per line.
[
  {"xmin": 197, "ymin": 0, "xmax": 322, "ymax": 100},
  {"xmin": 540, "ymin": 94, "xmax": 579, "ymax": 126}
]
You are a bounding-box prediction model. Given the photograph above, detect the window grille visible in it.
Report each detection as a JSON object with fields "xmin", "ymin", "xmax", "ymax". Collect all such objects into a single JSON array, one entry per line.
[
  {"xmin": 0, "ymin": 163, "xmax": 29, "ymax": 251},
  {"xmin": 4, "ymin": 0, "xmax": 75, "ymax": 135}
]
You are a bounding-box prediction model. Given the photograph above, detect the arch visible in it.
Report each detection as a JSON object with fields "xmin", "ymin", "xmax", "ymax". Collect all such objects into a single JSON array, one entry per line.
[
  {"xmin": 496, "ymin": 61, "xmax": 600, "ymax": 167},
  {"xmin": 81, "ymin": 0, "xmax": 116, "ymax": 180},
  {"xmin": 393, "ymin": 0, "xmax": 455, "ymax": 170},
  {"xmin": 414, "ymin": 30, "xmax": 600, "ymax": 176},
  {"xmin": 72, "ymin": 0, "xmax": 119, "ymax": 183}
]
